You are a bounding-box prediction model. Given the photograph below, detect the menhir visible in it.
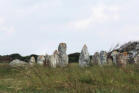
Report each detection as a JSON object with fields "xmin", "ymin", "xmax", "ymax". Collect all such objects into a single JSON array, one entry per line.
[
  {"xmin": 49, "ymin": 50, "xmax": 59, "ymax": 68},
  {"xmin": 57, "ymin": 43, "xmax": 68, "ymax": 67},
  {"xmin": 79, "ymin": 44, "xmax": 90, "ymax": 67}
]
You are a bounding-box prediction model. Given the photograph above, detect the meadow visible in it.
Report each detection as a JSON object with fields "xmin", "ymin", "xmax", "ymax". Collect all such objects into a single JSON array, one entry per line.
[{"xmin": 0, "ymin": 63, "xmax": 139, "ymax": 93}]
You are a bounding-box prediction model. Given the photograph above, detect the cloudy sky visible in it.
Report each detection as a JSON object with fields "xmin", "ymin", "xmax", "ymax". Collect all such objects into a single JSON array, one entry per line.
[{"xmin": 0, "ymin": 0, "xmax": 139, "ymax": 56}]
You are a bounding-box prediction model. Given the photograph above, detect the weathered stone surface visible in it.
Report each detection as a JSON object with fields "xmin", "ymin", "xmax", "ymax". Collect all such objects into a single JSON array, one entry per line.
[
  {"xmin": 79, "ymin": 44, "xmax": 90, "ymax": 67},
  {"xmin": 49, "ymin": 50, "xmax": 59, "ymax": 68},
  {"xmin": 135, "ymin": 54, "xmax": 139, "ymax": 65},
  {"xmin": 118, "ymin": 41, "xmax": 139, "ymax": 52},
  {"xmin": 100, "ymin": 51, "xmax": 107, "ymax": 65},
  {"xmin": 111, "ymin": 51, "xmax": 119, "ymax": 64},
  {"xmin": 90, "ymin": 52, "xmax": 100, "ymax": 65},
  {"xmin": 136, "ymin": 43, "xmax": 139, "ymax": 50},
  {"xmin": 90, "ymin": 56, "xmax": 95, "ymax": 66},
  {"xmin": 117, "ymin": 52, "xmax": 128, "ymax": 68},
  {"xmin": 9, "ymin": 59, "xmax": 28, "ymax": 67},
  {"xmin": 49, "ymin": 56, "xmax": 56, "ymax": 68},
  {"xmin": 107, "ymin": 58, "xmax": 113, "ymax": 65},
  {"xmin": 58, "ymin": 43, "xmax": 68, "ymax": 67},
  {"xmin": 29, "ymin": 56, "xmax": 36, "ymax": 66},
  {"xmin": 110, "ymin": 41, "xmax": 139, "ymax": 64},
  {"xmin": 44, "ymin": 53, "xmax": 50, "ymax": 66},
  {"xmin": 54, "ymin": 50, "xmax": 60, "ymax": 66},
  {"xmin": 37, "ymin": 55, "xmax": 45, "ymax": 65}
]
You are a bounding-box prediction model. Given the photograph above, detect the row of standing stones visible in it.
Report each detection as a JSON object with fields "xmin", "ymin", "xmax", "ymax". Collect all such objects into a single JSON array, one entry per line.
[
  {"xmin": 10, "ymin": 42, "xmax": 139, "ymax": 68},
  {"xmin": 10, "ymin": 43, "xmax": 68, "ymax": 68},
  {"xmin": 80, "ymin": 44, "xmax": 139, "ymax": 68}
]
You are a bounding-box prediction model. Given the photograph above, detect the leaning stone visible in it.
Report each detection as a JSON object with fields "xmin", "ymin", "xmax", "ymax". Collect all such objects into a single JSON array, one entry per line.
[
  {"xmin": 79, "ymin": 44, "xmax": 90, "ymax": 67},
  {"xmin": 37, "ymin": 55, "xmax": 45, "ymax": 65},
  {"xmin": 58, "ymin": 43, "xmax": 68, "ymax": 67},
  {"xmin": 29, "ymin": 56, "xmax": 36, "ymax": 66},
  {"xmin": 100, "ymin": 51, "xmax": 107, "ymax": 65},
  {"xmin": 9, "ymin": 59, "xmax": 28, "ymax": 67}
]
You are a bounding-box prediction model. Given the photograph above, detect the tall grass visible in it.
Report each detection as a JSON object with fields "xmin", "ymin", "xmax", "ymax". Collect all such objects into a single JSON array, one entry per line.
[{"xmin": 0, "ymin": 63, "xmax": 139, "ymax": 93}]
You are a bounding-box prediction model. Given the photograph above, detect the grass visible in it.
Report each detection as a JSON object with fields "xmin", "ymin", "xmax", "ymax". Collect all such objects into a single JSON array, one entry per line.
[{"xmin": 0, "ymin": 63, "xmax": 139, "ymax": 93}]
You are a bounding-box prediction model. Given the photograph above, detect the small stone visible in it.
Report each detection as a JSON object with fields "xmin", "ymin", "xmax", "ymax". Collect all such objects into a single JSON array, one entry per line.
[
  {"xmin": 29, "ymin": 56, "xmax": 36, "ymax": 66},
  {"xmin": 9, "ymin": 59, "xmax": 28, "ymax": 67},
  {"xmin": 79, "ymin": 44, "xmax": 90, "ymax": 67},
  {"xmin": 37, "ymin": 55, "xmax": 45, "ymax": 65}
]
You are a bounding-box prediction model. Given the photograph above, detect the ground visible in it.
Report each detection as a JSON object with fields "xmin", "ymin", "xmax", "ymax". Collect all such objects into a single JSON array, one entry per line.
[{"xmin": 0, "ymin": 63, "xmax": 139, "ymax": 93}]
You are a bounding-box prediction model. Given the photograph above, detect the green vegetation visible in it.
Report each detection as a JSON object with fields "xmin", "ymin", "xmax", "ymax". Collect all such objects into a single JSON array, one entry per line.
[{"xmin": 0, "ymin": 63, "xmax": 139, "ymax": 93}]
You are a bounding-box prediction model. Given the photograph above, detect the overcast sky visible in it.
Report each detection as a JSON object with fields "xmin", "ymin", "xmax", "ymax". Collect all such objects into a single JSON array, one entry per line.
[{"xmin": 0, "ymin": 0, "xmax": 139, "ymax": 56}]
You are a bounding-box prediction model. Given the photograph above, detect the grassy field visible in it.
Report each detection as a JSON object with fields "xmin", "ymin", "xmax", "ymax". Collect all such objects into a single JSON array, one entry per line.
[{"xmin": 0, "ymin": 63, "xmax": 139, "ymax": 93}]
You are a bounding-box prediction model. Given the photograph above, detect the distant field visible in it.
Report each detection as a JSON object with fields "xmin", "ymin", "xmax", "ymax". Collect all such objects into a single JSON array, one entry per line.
[{"xmin": 0, "ymin": 63, "xmax": 139, "ymax": 93}]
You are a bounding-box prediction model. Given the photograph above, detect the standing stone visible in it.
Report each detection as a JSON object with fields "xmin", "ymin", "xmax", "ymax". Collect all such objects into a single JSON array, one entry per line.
[
  {"xmin": 90, "ymin": 55, "xmax": 95, "ymax": 66},
  {"xmin": 136, "ymin": 43, "xmax": 139, "ymax": 50},
  {"xmin": 29, "ymin": 56, "xmax": 36, "ymax": 66},
  {"xmin": 54, "ymin": 50, "xmax": 60, "ymax": 67},
  {"xmin": 49, "ymin": 50, "xmax": 59, "ymax": 68},
  {"xmin": 135, "ymin": 54, "xmax": 139, "ymax": 65},
  {"xmin": 111, "ymin": 51, "xmax": 119, "ymax": 64},
  {"xmin": 79, "ymin": 44, "xmax": 90, "ymax": 67},
  {"xmin": 100, "ymin": 51, "xmax": 107, "ymax": 65},
  {"xmin": 107, "ymin": 58, "xmax": 113, "ymax": 65},
  {"xmin": 90, "ymin": 52, "xmax": 101, "ymax": 65},
  {"xmin": 37, "ymin": 55, "xmax": 45, "ymax": 65},
  {"xmin": 117, "ymin": 52, "xmax": 128, "ymax": 68},
  {"xmin": 134, "ymin": 54, "xmax": 139, "ymax": 69},
  {"xmin": 58, "ymin": 43, "xmax": 68, "ymax": 67},
  {"xmin": 44, "ymin": 53, "xmax": 50, "ymax": 66}
]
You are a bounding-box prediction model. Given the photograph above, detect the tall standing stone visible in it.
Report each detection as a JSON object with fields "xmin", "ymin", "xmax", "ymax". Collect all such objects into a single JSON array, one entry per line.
[
  {"xmin": 37, "ymin": 55, "xmax": 45, "ymax": 65},
  {"xmin": 29, "ymin": 56, "xmax": 36, "ymax": 66},
  {"xmin": 58, "ymin": 43, "xmax": 68, "ymax": 67},
  {"xmin": 79, "ymin": 44, "xmax": 90, "ymax": 67},
  {"xmin": 100, "ymin": 51, "xmax": 107, "ymax": 65}
]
